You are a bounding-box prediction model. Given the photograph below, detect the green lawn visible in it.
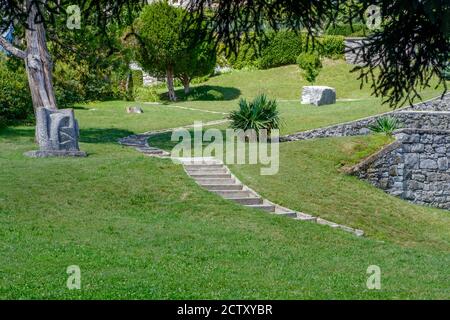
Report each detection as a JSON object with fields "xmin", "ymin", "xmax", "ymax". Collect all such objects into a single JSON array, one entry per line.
[
  {"xmin": 154, "ymin": 60, "xmax": 446, "ymax": 135},
  {"xmin": 1, "ymin": 120, "xmax": 449, "ymax": 299},
  {"xmin": 1, "ymin": 62, "xmax": 449, "ymax": 299}
]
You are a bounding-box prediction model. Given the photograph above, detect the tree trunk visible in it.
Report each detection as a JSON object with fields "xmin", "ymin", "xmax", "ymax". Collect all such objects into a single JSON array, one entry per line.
[
  {"xmin": 180, "ymin": 75, "xmax": 191, "ymax": 95},
  {"xmin": 166, "ymin": 65, "xmax": 177, "ymax": 101},
  {"xmin": 24, "ymin": 0, "xmax": 58, "ymax": 112}
]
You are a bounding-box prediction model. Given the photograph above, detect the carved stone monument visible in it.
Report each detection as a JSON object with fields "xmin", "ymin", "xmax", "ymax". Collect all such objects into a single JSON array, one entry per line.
[{"xmin": 24, "ymin": 107, "xmax": 87, "ymax": 158}]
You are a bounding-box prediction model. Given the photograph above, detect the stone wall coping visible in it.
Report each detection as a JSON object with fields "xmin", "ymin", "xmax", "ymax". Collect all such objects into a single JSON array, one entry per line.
[
  {"xmin": 343, "ymin": 140, "xmax": 401, "ymax": 175},
  {"xmin": 394, "ymin": 128, "xmax": 450, "ymax": 135},
  {"xmin": 396, "ymin": 110, "xmax": 450, "ymax": 114}
]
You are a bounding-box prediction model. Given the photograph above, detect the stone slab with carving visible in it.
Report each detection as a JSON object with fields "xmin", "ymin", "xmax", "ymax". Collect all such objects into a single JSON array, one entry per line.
[
  {"xmin": 24, "ymin": 107, "xmax": 86, "ymax": 158},
  {"xmin": 301, "ymin": 86, "xmax": 336, "ymax": 106}
]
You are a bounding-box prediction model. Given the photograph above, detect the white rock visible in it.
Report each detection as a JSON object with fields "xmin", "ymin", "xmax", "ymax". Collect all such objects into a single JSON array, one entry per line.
[{"xmin": 301, "ymin": 86, "xmax": 336, "ymax": 106}]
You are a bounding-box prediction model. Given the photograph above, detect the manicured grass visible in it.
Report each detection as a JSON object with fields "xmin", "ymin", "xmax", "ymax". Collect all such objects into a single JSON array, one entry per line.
[
  {"xmin": 1, "ymin": 63, "xmax": 449, "ymax": 299},
  {"xmin": 1, "ymin": 125, "xmax": 450, "ymax": 299},
  {"xmin": 153, "ymin": 61, "xmax": 446, "ymax": 135}
]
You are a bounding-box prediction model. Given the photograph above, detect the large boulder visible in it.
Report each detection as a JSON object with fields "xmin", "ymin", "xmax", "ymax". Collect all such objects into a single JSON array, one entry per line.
[{"xmin": 301, "ymin": 86, "xmax": 336, "ymax": 106}]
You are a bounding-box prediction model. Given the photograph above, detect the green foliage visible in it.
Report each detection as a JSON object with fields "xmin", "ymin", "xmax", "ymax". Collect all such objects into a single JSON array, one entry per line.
[
  {"xmin": 53, "ymin": 60, "xmax": 124, "ymax": 108},
  {"xmin": 131, "ymin": 1, "xmax": 216, "ymax": 100},
  {"xmin": 325, "ymin": 23, "xmax": 368, "ymax": 37},
  {"xmin": 258, "ymin": 31, "xmax": 305, "ymax": 69},
  {"xmin": 369, "ymin": 116, "xmax": 401, "ymax": 135},
  {"xmin": 297, "ymin": 52, "xmax": 322, "ymax": 84},
  {"xmin": 318, "ymin": 35, "xmax": 345, "ymax": 58},
  {"xmin": 228, "ymin": 43, "xmax": 261, "ymax": 70},
  {"xmin": 133, "ymin": 86, "xmax": 160, "ymax": 103},
  {"xmin": 229, "ymin": 94, "xmax": 280, "ymax": 135},
  {"xmin": 226, "ymin": 31, "xmax": 344, "ymax": 70},
  {"xmin": 132, "ymin": 70, "xmax": 144, "ymax": 88},
  {"xmin": 0, "ymin": 57, "xmax": 33, "ymax": 127}
]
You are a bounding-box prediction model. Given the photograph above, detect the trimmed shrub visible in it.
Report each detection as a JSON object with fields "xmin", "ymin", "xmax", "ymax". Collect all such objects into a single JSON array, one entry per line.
[
  {"xmin": 229, "ymin": 94, "xmax": 280, "ymax": 136},
  {"xmin": 297, "ymin": 52, "xmax": 322, "ymax": 84},
  {"xmin": 258, "ymin": 31, "xmax": 304, "ymax": 69}
]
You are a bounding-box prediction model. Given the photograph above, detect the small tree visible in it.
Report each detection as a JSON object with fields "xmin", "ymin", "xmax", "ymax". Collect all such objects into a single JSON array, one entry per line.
[
  {"xmin": 297, "ymin": 52, "xmax": 322, "ymax": 84},
  {"xmin": 129, "ymin": 1, "xmax": 215, "ymax": 101}
]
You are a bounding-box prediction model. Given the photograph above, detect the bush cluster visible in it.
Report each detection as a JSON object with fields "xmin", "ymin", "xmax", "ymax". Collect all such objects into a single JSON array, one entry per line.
[{"xmin": 226, "ymin": 31, "xmax": 345, "ymax": 70}]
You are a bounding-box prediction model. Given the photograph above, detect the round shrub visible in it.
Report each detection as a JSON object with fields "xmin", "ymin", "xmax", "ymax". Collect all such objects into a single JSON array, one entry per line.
[{"xmin": 297, "ymin": 52, "xmax": 322, "ymax": 84}]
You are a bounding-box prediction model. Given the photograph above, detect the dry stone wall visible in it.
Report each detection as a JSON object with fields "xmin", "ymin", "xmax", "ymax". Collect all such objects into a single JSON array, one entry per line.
[{"xmin": 349, "ymin": 129, "xmax": 450, "ymax": 210}]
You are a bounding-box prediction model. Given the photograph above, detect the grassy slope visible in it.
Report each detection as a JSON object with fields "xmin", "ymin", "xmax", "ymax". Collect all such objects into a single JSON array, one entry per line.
[
  {"xmin": 1, "ymin": 123, "xmax": 449, "ymax": 299},
  {"xmin": 156, "ymin": 60, "xmax": 446, "ymax": 135}
]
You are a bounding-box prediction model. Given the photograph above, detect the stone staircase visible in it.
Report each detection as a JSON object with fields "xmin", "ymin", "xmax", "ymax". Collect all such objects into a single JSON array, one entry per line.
[
  {"xmin": 119, "ymin": 133, "xmax": 365, "ymax": 237},
  {"xmin": 178, "ymin": 158, "xmax": 364, "ymax": 230}
]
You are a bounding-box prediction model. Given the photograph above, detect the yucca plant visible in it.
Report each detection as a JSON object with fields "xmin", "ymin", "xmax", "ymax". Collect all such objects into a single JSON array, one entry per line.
[
  {"xmin": 368, "ymin": 116, "xmax": 401, "ymax": 136},
  {"xmin": 228, "ymin": 94, "xmax": 281, "ymax": 137}
]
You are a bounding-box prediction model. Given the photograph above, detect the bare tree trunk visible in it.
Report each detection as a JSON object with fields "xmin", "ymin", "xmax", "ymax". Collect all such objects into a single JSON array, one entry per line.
[
  {"xmin": 24, "ymin": 0, "xmax": 57, "ymax": 112},
  {"xmin": 166, "ymin": 65, "xmax": 177, "ymax": 101},
  {"xmin": 180, "ymin": 75, "xmax": 191, "ymax": 95}
]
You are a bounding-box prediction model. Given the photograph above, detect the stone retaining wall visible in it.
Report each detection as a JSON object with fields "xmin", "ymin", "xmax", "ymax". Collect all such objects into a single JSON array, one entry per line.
[
  {"xmin": 281, "ymin": 94, "xmax": 450, "ymax": 142},
  {"xmin": 348, "ymin": 129, "xmax": 450, "ymax": 210}
]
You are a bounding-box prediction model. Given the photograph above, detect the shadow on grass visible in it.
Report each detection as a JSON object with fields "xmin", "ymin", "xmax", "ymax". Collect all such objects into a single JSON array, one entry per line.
[
  {"xmin": 160, "ymin": 85, "xmax": 241, "ymax": 102},
  {"xmin": 0, "ymin": 126, "xmax": 35, "ymax": 139},
  {"xmin": 0, "ymin": 126, "xmax": 134, "ymax": 145},
  {"xmin": 80, "ymin": 128, "xmax": 135, "ymax": 144}
]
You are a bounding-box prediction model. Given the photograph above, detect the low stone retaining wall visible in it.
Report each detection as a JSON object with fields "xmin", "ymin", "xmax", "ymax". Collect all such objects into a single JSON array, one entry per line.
[
  {"xmin": 348, "ymin": 129, "xmax": 450, "ymax": 210},
  {"xmin": 281, "ymin": 94, "xmax": 450, "ymax": 142}
]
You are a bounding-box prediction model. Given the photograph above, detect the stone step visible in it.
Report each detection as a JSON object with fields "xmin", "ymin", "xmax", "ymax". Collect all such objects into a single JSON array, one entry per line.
[
  {"xmin": 229, "ymin": 197, "xmax": 263, "ymax": 205},
  {"xmin": 203, "ymin": 184, "xmax": 243, "ymax": 191},
  {"xmin": 189, "ymin": 173, "xmax": 231, "ymax": 179},
  {"xmin": 273, "ymin": 211, "xmax": 298, "ymax": 218},
  {"xmin": 213, "ymin": 190, "xmax": 253, "ymax": 198},
  {"xmin": 246, "ymin": 204, "xmax": 276, "ymax": 212},
  {"xmin": 185, "ymin": 167, "xmax": 227, "ymax": 173},
  {"xmin": 197, "ymin": 178, "xmax": 236, "ymax": 185},
  {"xmin": 184, "ymin": 164, "xmax": 224, "ymax": 170}
]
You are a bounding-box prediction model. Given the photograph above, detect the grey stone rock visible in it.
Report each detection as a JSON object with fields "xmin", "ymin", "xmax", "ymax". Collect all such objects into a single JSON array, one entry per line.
[
  {"xmin": 127, "ymin": 106, "xmax": 144, "ymax": 114},
  {"xmin": 420, "ymin": 159, "xmax": 438, "ymax": 169},
  {"xmin": 301, "ymin": 86, "xmax": 336, "ymax": 106},
  {"xmin": 438, "ymin": 158, "xmax": 448, "ymax": 171}
]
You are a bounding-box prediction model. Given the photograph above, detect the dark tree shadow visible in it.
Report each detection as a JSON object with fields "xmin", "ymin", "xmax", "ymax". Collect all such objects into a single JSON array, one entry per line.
[
  {"xmin": 0, "ymin": 126, "xmax": 35, "ymax": 138},
  {"xmin": 159, "ymin": 85, "xmax": 241, "ymax": 102},
  {"xmin": 80, "ymin": 128, "xmax": 135, "ymax": 144}
]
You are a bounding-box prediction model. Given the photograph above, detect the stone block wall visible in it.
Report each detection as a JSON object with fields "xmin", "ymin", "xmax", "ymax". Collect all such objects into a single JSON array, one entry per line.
[{"xmin": 349, "ymin": 129, "xmax": 450, "ymax": 210}]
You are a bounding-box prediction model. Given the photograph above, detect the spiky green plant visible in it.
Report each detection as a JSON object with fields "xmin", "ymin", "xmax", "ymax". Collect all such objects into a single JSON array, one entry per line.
[
  {"xmin": 368, "ymin": 116, "xmax": 401, "ymax": 136},
  {"xmin": 228, "ymin": 94, "xmax": 281, "ymax": 136}
]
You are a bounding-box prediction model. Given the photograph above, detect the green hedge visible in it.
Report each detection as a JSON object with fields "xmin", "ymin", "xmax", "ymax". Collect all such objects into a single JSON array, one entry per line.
[{"xmin": 227, "ymin": 31, "xmax": 345, "ymax": 70}]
